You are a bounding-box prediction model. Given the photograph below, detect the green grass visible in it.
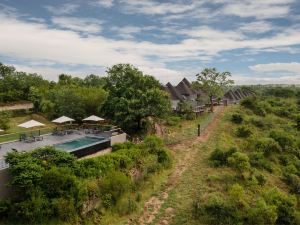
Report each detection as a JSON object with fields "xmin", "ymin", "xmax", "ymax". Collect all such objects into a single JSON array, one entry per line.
[{"xmin": 0, "ymin": 114, "xmax": 54, "ymax": 143}]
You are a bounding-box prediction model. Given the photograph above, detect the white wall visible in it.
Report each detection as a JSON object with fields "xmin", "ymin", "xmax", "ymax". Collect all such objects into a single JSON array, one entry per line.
[{"xmin": 110, "ymin": 133, "xmax": 127, "ymax": 146}]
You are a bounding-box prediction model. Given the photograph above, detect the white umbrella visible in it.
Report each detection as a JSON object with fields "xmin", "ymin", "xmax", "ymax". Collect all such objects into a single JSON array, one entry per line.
[
  {"xmin": 83, "ymin": 115, "xmax": 104, "ymax": 122},
  {"xmin": 18, "ymin": 120, "xmax": 45, "ymax": 128},
  {"xmin": 52, "ymin": 116, "xmax": 74, "ymax": 124}
]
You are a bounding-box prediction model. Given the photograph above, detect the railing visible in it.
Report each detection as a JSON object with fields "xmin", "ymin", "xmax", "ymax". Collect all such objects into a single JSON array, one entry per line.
[{"xmin": 0, "ymin": 126, "xmax": 55, "ymax": 144}]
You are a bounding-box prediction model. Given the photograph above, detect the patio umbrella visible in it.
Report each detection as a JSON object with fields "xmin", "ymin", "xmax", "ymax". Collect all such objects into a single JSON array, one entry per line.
[
  {"xmin": 83, "ymin": 115, "xmax": 104, "ymax": 122},
  {"xmin": 18, "ymin": 120, "xmax": 45, "ymax": 129},
  {"xmin": 18, "ymin": 120, "xmax": 45, "ymax": 136},
  {"xmin": 52, "ymin": 116, "xmax": 74, "ymax": 124}
]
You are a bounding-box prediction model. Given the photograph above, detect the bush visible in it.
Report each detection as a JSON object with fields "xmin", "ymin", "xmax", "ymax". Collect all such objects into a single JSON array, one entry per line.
[
  {"xmin": 116, "ymin": 197, "xmax": 137, "ymax": 215},
  {"xmin": 250, "ymin": 117, "xmax": 270, "ymax": 129},
  {"xmin": 263, "ymin": 188, "xmax": 297, "ymax": 225},
  {"xmin": 165, "ymin": 116, "xmax": 180, "ymax": 126},
  {"xmin": 112, "ymin": 142, "xmax": 135, "ymax": 152},
  {"xmin": 209, "ymin": 147, "xmax": 237, "ymax": 167},
  {"xmin": 0, "ymin": 111, "xmax": 10, "ymax": 131},
  {"xmin": 99, "ymin": 171, "xmax": 132, "ymax": 205},
  {"xmin": 249, "ymin": 152, "xmax": 273, "ymax": 172},
  {"xmin": 247, "ymin": 199, "xmax": 277, "ymax": 225},
  {"xmin": 228, "ymin": 152, "xmax": 250, "ymax": 173},
  {"xmin": 51, "ymin": 197, "xmax": 77, "ymax": 221},
  {"xmin": 269, "ymin": 130, "xmax": 295, "ymax": 150},
  {"xmin": 177, "ymin": 100, "xmax": 195, "ymax": 120},
  {"xmin": 236, "ymin": 125, "xmax": 252, "ymax": 138},
  {"xmin": 241, "ymin": 97, "xmax": 257, "ymax": 110},
  {"xmin": 0, "ymin": 200, "xmax": 10, "ymax": 218},
  {"xmin": 193, "ymin": 193, "xmax": 240, "ymax": 225},
  {"xmin": 255, "ymin": 138, "xmax": 282, "ymax": 156},
  {"xmin": 231, "ymin": 113, "xmax": 243, "ymax": 124}
]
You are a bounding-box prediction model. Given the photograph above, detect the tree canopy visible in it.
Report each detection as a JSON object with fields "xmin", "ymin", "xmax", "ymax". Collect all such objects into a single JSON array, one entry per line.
[
  {"xmin": 195, "ymin": 68, "xmax": 234, "ymax": 112},
  {"xmin": 102, "ymin": 64, "xmax": 171, "ymax": 133}
]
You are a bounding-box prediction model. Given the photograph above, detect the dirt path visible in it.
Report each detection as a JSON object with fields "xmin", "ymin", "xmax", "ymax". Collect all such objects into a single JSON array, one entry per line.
[{"xmin": 128, "ymin": 106, "xmax": 226, "ymax": 225}]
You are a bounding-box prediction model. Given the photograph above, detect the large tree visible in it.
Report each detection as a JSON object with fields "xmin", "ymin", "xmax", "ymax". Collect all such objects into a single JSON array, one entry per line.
[
  {"xmin": 102, "ymin": 64, "xmax": 171, "ymax": 133},
  {"xmin": 195, "ymin": 68, "xmax": 234, "ymax": 112}
]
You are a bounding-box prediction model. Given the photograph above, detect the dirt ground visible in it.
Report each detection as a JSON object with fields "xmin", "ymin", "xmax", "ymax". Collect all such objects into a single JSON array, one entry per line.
[{"xmin": 128, "ymin": 106, "xmax": 226, "ymax": 225}]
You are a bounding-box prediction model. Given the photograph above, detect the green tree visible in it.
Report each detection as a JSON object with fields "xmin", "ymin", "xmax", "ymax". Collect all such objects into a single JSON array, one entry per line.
[
  {"xmin": 195, "ymin": 68, "xmax": 234, "ymax": 112},
  {"xmin": 177, "ymin": 100, "xmax": 195, "ymax": 120},
  {"xmin": 102, "ymin": 64, "xmax": 171, "ymax": 133},
  {"xmin": 0, "ymin": 111, "xmax": 10, "ymax": 131}
]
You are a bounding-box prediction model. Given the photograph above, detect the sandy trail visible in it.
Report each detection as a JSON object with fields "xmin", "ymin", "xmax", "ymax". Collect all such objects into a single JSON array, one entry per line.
[{"xmin": 127, "ymin": 106, "xmax": 226, "ymax": 225}]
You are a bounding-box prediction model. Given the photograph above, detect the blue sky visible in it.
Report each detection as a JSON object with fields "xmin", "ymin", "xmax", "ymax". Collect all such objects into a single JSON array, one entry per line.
[{"xmin": 0, "ymin": 0, "xmax": 300, "ymax": 84}]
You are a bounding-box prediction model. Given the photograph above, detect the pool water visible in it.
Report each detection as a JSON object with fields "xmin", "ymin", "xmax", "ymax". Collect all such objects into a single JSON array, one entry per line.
[{"xmin": 55, "ymin": 136, "xmax": 106, "ymax": 151}]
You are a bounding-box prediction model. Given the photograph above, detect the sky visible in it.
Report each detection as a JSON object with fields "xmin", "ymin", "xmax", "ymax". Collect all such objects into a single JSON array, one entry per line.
[{"xmin": 0, "ymin": 0, "xmax": 300, "ymax": 85}]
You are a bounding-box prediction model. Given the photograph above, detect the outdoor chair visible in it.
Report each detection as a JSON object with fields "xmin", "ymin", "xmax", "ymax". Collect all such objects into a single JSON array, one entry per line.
[
  {"xmin": 25, "ymin": 137, "xmax": 35, "ymax": 143},
  {"xmin": 33, "ymin": 135, "xmax": 43, "ymax": 141},
  {"xmin": 19, "ymin": 133, "xmax": 27, "ymax": 141}
]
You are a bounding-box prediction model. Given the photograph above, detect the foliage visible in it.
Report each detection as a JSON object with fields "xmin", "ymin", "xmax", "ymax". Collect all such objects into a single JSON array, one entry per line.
[
  {"xmin": 177, "ymin": 100, "xmax": 195, "ymax": 120},
  {"xmin": 100, "ymin": 171, "xmax": 132, "ymax": 205},
  {"xmin": 3, "ymin": 136, "xmax": 171, "ymax": 223},
  {"xmin": 101, "ymin": 64, "xmax": 171, "ymax": 133},
  {"xmin": 269, "ymin": 130, "xmax": 295, "ymax": 150},
  {"xmin": 228, "ymin": 152, "xmax": 250, "ymax": 173},
  {"xmin": 0, "ymin": 111, "xmax": 11, "ymax": 131},
  {"xmin": 236, "ymin": 125, "xmax": 252, "ymax": 138},
  {"xmin": 194, "ymin": 68, "xmax": 234, "ymax": 112},
  {"xmin": 209, "ymin": 147, "xmax": 237, "ymax": 167},
  {"xmin": 254, "ymin": 138, "xmax": 282, "ymax": 156},
  {"xmin": 231, "ymin": 113, "xmax": 243, "ymax": 124}
]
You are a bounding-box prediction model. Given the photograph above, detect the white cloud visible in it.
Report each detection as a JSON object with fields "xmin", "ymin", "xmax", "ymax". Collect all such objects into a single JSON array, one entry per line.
[
  {"xmin": 233, "ymin": 74, "xmax": 300, "ymax": 85},
  {"xmin": 52, "ymin": 17, "xmax": 103, "ymax": 33},
  {"xmin": 111, "ymin": 25, "xmax": 155, "ymax": 39},
  {"xmin": 239, "ymin": 21, "xmax": 274, "ymax": 34},
  {"xmin": 120, "ymin": 0, "xmax": 202, "ymax": 15},
  {"xmin": 249, "ymin": 62, "xmax": 300, "ymax": 73},
  {"xmin": 44, "ymin": 3, "xmax": 79, "ymax": 15},
  {"xmin": 218, "ymin": 0, "xmax": 295, "ymax": 19},
  {"xmin": 93, "ymin": 0, "xmax": 114, "ymax": 8}
]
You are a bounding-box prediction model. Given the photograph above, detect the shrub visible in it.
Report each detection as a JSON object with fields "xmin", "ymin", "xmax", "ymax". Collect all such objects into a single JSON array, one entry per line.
[
  {"xmin": 0, "ymin": 200, "xmax": 10, "ymax": 218},
  {"xmin": 241, "ymin": 97, "xmax": 256, "ymax": 110},
  {"xmin": 116, "ymin": 197, "xmax": 137, "ymax": 215},
  {"xmin": 165, "ymin": 116, "xmax": 180, "ymax": 126},
  {"xmin": 99, "ymin": 171, "xmax": 132, "ymax": 205},
  {"xmin": 250, "ymin": 117, "xmax": 268, "ymax": 129},
  {"xmin": 51, "ymin": 197, "xmax": 77, "ymax": 221},
  {"xmin": 249, "ymin": 152, "xmax": 273, "ymax": 172},
  {"xmin": 193, "ymin": 193, "xmax": 237, "ymax": 224},
  {"xmin": 247, "ymin": 199, "xmax": 277, "ymax": 225},
  {"xmin": 296, "ymin": 114, "xmax": 300, "ymax": 131},
  {"xmin": 236, "ymin": 125, "xmax": 252, "ymax": 138},
  {"xmin": 209, "ymin": 147, "xmax": 237, "ymax": 167},
  {"xmin": 231, "ymin": 113, "xmax": 243, "ymax": 124},
  {"xmin": 112, "ymin": 142, "xmax": 135, "ymax": 152},
  {"xmin": 0, "ymin": 111, "xmax": 10, "ymax": 131},
  {"xmin": 228, "ymin": 152, "xmax": 250, "ymax": 173},
  {"xmin": 177, "ymin": 100, "xmax": 195, "ymax": 120},
  {"xmin": 263, "ymin": 188, "xmax": 297, "ymax": 225},
  {"xmin": 269, "ymin": 130, "xmax": 295, "ymax": 150},
  {"xmin": 255, "ymin": 138, "xmax": 282, "ymax": 156}
]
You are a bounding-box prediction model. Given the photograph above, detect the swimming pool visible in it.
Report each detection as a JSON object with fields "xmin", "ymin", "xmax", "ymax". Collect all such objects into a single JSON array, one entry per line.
[{"xmin": 54, "ymin": 136, "xmax": 110, "ymax": 156}]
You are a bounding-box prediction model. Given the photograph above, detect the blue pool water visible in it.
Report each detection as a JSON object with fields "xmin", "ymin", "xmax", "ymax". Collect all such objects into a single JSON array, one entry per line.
[{"xmin": 54, "ymin": 136, "xmax": 106, "ymax": 152}]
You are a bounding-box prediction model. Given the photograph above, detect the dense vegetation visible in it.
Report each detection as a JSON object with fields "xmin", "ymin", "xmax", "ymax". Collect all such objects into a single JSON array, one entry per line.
[
  {"xmin": 193, "ymin": 87, "xmax": 300, "ymax": 225},
  {"xmin": 0, "ymin": 63, "xmax": 171, "ymax": 133},
  {"xmin": 0, "ymin": 136, "xmax": 171, "ymax": 224}
]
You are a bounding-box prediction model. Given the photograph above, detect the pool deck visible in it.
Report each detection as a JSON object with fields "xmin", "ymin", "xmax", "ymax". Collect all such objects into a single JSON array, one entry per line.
[{"xmin": 0, "ymin": 130, "xmax": 112, "ymax": 169}]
